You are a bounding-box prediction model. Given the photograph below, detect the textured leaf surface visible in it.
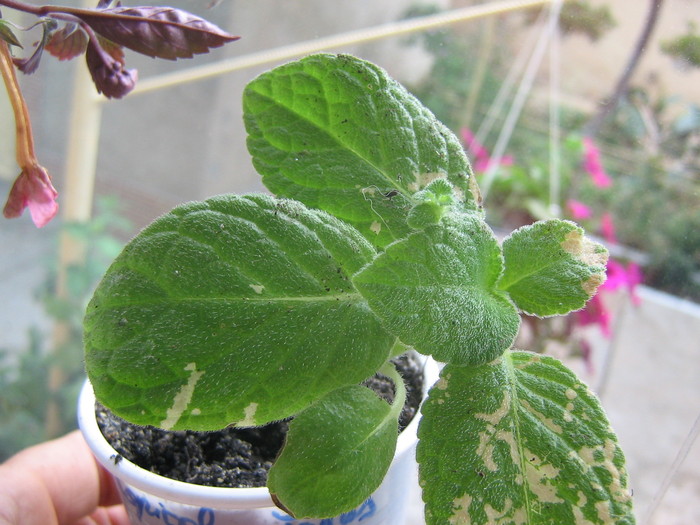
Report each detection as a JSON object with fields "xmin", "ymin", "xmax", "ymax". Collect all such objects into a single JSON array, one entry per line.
[
  {"xmin": 353, "ymin": 213, "xmax": 519, "ymax": 366},
  {"xmin": 72, "ymin": 6, "xmax": 239, "ymax": 60},
  {"xmin": 268, "ymin": 363, "xmax": 405, "ymax": 518},
  {"xmin": 418, "ymin": 351, "xmax": 635, "ymax": 525},
  {"xmin": 498, "ymin": 220, "xmax": 608, "ymax": 316},
  {"xmin": 244, "ymin": 53, "xmax": 479, "ymax": 248},
  {"xmin": 84, "ymin": 194, "xmax": 394, "ymax": 430}
]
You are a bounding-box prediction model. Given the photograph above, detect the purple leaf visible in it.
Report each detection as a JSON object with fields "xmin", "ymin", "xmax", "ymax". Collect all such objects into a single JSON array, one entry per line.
[
  {"xmin": 72, "ymin": 6, "xmax": 239, "ymax": 60},
  {"xmin": 85, "ymin": 37, "xmax": 137, "ymax": 99},
  {"xmin": 45, "ymin": 24, "xmax": 88, "ymax": 61}
]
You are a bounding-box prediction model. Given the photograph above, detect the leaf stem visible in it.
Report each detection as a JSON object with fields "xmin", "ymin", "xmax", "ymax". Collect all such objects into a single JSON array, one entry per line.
[
  {"xmin": 378, "ymin": 360, "xmax": 407, "ymax": 423},
  {"xmin": 0, "ymin": 39, "xmax": 36, "ymax": 166}
]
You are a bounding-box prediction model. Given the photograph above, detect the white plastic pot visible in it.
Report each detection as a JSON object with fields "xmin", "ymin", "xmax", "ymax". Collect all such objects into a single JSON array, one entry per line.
[{"xmin": 78, "ymin": 358, "xmax": 438, "ymax": 525}]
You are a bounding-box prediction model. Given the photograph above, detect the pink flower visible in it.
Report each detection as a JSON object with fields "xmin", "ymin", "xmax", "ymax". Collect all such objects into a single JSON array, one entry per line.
[
  {"xmin": 3, "ymin": 163, "xmax": 59, "ymax": 227},
  {"xmin": 1, "ymin": 40, "xmax": 59, "ymax": 228},
  {"xmin": 576, "ymin": 294, "xmax": 612, "ymax": 337},
  {"xmin": 461, "ymin": 127, "xmax": 513, "ymax": 173},
  {"xmin": 582, "ymin": 137, "xmax": 612, "ymax": 188},
  {"xmin": 602, "ymin": 260, "xmax": 643, "ymax": 306},
  {"xmin": 575, "ymin": 259, "xmax": 644, "ymax": 337},
  {"xmin": 600, "ymin": 212, "xmax": 617, "ymax": 244},
  {"xmin": 566, "ymin": 199, "xmax": 592, "ymax": 220}
]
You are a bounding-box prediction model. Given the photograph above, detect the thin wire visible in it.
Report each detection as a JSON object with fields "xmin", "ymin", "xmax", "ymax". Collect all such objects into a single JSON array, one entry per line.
[
  {"xmin": 548, "ymin": 10, "xmax": 562, "ymax": 217},
  {"xmin": 479, "ymin": 0, "xmax": 563, "ymax": 200},
  {"xmin": 472, "ymin": 8, "xmax": 545, "ymax": 150},
  {"xmin": 644, "ymin": 411, "xmax": 700, "ymax": 524},
  {"xmin": 120, "ymin": 0, "xmax": 555, "ymax": 99}
]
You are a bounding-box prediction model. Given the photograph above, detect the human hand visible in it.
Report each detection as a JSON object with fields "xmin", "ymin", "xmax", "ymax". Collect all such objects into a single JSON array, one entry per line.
[{"xmin": 0, "ymin": 430, "xmax": 130, "ymax": 525}]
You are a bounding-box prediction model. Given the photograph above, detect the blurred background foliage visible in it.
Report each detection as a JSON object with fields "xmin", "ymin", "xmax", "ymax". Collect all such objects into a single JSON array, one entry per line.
[{"xmin": 0, "ymin": 198, "xmax": 130, "ymax": 460}]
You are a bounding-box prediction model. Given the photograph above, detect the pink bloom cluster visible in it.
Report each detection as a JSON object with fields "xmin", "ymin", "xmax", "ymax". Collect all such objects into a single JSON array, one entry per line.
[
  {"xmin": 461, "ymin": 128, "xmax": 513, "ymax": 172},
  {"xmin": 571, "ymin": 137, "xmax": 642, "ymax": 350},
  {"xmin": 582, "ymin": 137, "xmax": 612, "ymax": 188},
  {"xmin": 566, "ymin": 199, "xmax": 592, "ymax": 220},
  {"xmin": 576, "ymin": 260, "xmax": 643, "ymax": 337}
]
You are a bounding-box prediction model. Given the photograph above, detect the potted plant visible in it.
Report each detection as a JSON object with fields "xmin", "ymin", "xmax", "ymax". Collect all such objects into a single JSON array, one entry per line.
[{"xmin": 80, "ymin": 53, "xmax": 636, "ymax": 524}]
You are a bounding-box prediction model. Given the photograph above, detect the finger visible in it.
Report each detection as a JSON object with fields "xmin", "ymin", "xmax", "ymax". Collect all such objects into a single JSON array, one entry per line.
[
  {"xmin": 0, "ymin": 431, "xmax": 122, "ymax": 525},
  {"xmin": 74, "ymin": 505, "xmax": 131, "ymax": 525}
]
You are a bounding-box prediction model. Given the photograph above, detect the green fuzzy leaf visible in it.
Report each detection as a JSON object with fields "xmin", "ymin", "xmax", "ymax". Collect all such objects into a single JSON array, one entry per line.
[
  {"xmin": 83, "ymin": 194, "xmax": 395, "ymax": 430},
  {"xmin": 353, "ymin": 213, "xmax": 520, "ymax": 366},
  {"xmin": 418, "ymin": 351, "xmax": 635, "ymax": 525},
  {"xmin": 498, "ymin": 219, "xmax": 609, "ymax": 317},
  {"xmin": 243, "ymin": 53, "xmax": 479, "ymax": 248},
  {"xmin": 268, "ymin": 362, "xmax": 405, "ymax": 518}
]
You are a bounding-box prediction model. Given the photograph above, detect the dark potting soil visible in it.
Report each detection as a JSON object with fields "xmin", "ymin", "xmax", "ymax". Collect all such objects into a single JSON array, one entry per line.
[{"xmin": 96, "ymin": 353, "xmax": 425, "ymax": 489}]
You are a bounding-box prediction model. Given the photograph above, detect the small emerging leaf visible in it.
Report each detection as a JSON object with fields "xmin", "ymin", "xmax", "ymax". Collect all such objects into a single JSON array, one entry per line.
[
  {"xmin": 418, "ymin": 351, "xmax": 635, "ymax": 525},
  {"xmin": 353, "ymin": 212, "xmax": 520, "ymax": 366},
  {"xmin": 45, "ymin": 24, "xmax": 88, "ymax": 61},
  {"xmin": 498, "ymin": 219, "xmax": 608, "ymax": 317},
  {"xmin": 73, "ymin": 6, "xmax": 239, "ymax": 60},
  {"xmin": 0, "ymin": 20, "xmax": 22, "ymax": 48},
  {"xmin": 269, "ymin": 363, "xmax": 405, "ymax": 518}
]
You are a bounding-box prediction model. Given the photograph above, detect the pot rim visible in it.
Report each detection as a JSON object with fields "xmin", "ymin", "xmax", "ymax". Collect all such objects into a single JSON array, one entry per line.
[{"xmin": 78, "ymin": 355, "xmax": 439, "ymax": 510}]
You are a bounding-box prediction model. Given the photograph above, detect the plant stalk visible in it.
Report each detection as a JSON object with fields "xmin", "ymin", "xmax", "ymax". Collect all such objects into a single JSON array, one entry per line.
[{"xmin": 584, "ymin": 0, "xmax": 666, "ymax": 137}]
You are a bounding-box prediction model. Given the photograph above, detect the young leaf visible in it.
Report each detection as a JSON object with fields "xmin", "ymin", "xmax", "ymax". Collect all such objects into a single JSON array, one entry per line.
[
  {"xmin": 268, "ymin": 362, "xmax": 405, "ymax": 518},
  {"xmin": 244, "ymin": 53, "xmax": 479, "ymax": 248},
  {"xmin": 84, "ymin": 37, "xmax": 136, "ymax": 99},
  {"xmin": 13, "ymin": 19, "xmax": 57, "ymax": 74},
  {"xmin": 417, "ymin": 351, "xmax": 635, "ymax": 525},
  {"xmin": 353, "ymin": 212, "xmax": 520, "ymax": 366},
  {"xmin": 45, "ymin": 24, "xmax": 88, "ymax": 61},
  {"xmin": 498, "ymin": 219, "xmax": 609, "ymax": 316},
  {"xmin": 0, "ymin": 20, "xmax": 22, "ymax": 48},
  {"xmin": 72, "ymin": 6, "xmax": 239, "ymax": 60},
  {"xmin": 83, "ymin": 194, "xmax": 395, "ymax": 430}
]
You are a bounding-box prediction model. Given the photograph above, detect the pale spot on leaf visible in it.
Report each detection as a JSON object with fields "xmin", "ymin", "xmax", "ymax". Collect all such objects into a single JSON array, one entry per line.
[
  {"xmin": 521, "ymin": 399, "xmax": 563, "ymax": 434},
  {"xmin": 561, "ymin": 231, "xmax": 608, "ymax": 268},
  {"xmin": 524, "ymin": 449, "xmax": 562, "ymax": 504},
  {"xmin": 418, "ymin": 172, "xmax": 444, "ymax": 188},
  {"xmin": 161, "ymin": 362, "xmax": 204, "ymax": 430},
  {"xmin": 449, "ymin": 493, "xmax": 473, "ymax": 525},
  {"xmin": 249, "ymin": 284, "xmax": 264, "ymax": 294},
  {"xmin": 436, "ymin": 373, "xmax": 450, "ymax": 390},
  {"xmin": 238, "ymin": 402, "xmax": 258, "ymax": 426},
  {"xmin": 370, "ymin": 221, "xmax": 382, "ymax": 234},
  {"xmin": 475, "ymin": 394, "xmax": 510, "ymax": 426},
  {"xmin": 582, "ymin": 274, "xmax": 605, "ymax": 295}
]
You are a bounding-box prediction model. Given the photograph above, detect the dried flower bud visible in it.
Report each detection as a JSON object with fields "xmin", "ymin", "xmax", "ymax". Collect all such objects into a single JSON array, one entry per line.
[
  {"xmin": 3, "ymin": 163, "xmax": 59, "ymax": 228},
  {"xmin": 85, "ymin": 38, "xmax": 137, "ymax": 99}
]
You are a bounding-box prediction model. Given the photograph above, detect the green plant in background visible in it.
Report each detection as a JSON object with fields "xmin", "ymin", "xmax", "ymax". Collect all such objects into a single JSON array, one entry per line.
[
  {"xmin": 83, "ymin": 54, "xmax": 635, "ymax": 524},
  {"xmin": 403, "ymin": 4, "xmax": 509, "ymax": 133},
  {"xmin": 526, "ymin": 0, "xmax": 616, "ymax": 41},
  {"xmin": 0, "ymin": 198, "xmax": 130, "ymax": 460},
  {"xmin": 661, "ymin": 23, "xmax": 700, "ymax": 69},
  {"xmin": 600, "ymin": 86, "xmax": 700, "ymax": 301}
]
